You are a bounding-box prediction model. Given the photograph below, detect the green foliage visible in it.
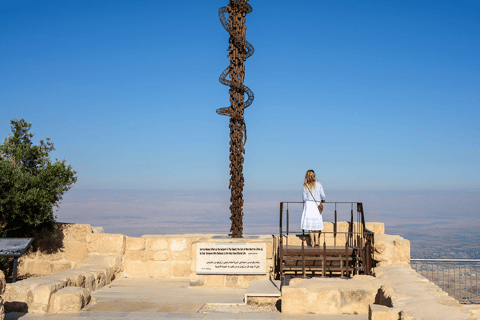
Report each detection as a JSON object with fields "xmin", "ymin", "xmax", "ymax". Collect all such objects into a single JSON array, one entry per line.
[{"xmin": 0, "ymin": 119, "xmax": 77, "ymax": 239}]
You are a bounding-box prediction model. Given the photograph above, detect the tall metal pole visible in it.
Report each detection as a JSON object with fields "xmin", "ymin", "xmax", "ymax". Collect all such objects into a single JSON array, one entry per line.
[{"xmin": 217, "ymin": 0, "xmax": 254, "ymax": 238}]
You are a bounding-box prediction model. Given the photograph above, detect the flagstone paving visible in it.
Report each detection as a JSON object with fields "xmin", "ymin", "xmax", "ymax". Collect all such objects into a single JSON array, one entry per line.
[{"xmin": 5, "ymin": 278, "xmax": 367, "ymax": 320}]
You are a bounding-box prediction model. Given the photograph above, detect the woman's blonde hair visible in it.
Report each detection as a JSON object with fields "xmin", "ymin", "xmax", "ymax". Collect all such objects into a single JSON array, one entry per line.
[{"xmin": 303, "ymin": 170, "xmax": 317, "ymax": 190}]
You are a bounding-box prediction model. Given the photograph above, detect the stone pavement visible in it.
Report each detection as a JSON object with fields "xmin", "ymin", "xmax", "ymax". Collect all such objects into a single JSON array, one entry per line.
[{"xmin": 5, "ymin": 278, "xmax": 367, "ymax": 320}]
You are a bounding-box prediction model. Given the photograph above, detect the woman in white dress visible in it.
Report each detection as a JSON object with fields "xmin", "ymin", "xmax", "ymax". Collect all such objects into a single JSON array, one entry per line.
[{"xmin": 300, "ymin": 170, "xmax": 326, "ymax": 247}]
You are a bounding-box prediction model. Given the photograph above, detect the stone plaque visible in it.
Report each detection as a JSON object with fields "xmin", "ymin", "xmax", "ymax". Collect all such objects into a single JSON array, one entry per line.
[
  {"xmin": 196, "ymin": 242, "xmax": 266, "ymax": 275},
  {"xmin": 0, "ymin": 238, "xmax": 33, "ymax": 257}
]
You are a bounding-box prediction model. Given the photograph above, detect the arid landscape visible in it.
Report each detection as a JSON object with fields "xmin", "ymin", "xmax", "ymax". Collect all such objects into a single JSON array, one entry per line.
[{"xmin": 56, "ymin": 188, "xmax": 480, "ymax": 259}]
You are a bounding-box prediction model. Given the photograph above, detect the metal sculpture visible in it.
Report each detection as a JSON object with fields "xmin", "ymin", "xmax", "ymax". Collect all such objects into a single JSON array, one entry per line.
[{"xmin": 216, "ymin": 0, "xmax": 254, "ymax": 238}]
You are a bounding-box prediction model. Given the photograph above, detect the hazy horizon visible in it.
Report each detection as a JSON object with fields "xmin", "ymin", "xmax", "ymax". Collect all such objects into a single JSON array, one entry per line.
[{"xmin": 56, "ymin": 187, "xmax": 480, "ymax": 259}]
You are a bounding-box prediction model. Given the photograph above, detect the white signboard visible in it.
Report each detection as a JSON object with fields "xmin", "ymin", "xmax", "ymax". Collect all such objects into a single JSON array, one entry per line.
[{"xmin": 196, "ymin": 242, "xmax": 266, "ymax": 275}]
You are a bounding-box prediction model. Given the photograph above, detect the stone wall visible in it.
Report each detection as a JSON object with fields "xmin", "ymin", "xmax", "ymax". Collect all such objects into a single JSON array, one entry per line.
[
  {"xmin": 124, "ymin": 234, "xmax": 209, "ymax": 279},
  {"xmin": 18, "ymin": 224, "xmax": 95, "ymax": 277},
  {"xmin": 18, "ymin": 222, "xmax": 389, "ymax": 281},
  {"xmin": 17, "ymin": 225, "xmax": 277, "ymax": 288}
]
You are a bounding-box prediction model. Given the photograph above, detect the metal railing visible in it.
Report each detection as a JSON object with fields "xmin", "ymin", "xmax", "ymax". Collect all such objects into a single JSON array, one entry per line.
[
  {"xmin": 411, "ymin": 259, "xmax": 480, "ymax": 304},
  {"xmin": 278, "ymin": 201, "xmax": 375, "ymax": 280}
]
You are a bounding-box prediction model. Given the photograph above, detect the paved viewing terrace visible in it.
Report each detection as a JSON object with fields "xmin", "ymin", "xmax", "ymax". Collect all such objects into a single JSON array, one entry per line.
[{"xmin": 5, "ymin": 278, "xmax": 365, "ymax": 320}]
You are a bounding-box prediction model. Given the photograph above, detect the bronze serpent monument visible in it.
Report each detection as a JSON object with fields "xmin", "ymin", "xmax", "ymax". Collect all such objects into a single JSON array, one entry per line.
[{"xmin": 216, "ymin": 0, "xmax": 254, "ymax": 238}]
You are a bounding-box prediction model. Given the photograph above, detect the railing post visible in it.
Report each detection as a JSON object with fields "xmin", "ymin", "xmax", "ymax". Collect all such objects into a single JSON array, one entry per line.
[
  {"xmin": 345, "ymin": 241, "xmax": 349, "ymax": 278},
  {"xmin": 279, "ymin": 202, "xmax": 283, "ymax": 282},
  {"xmin": 279, "ymin": 202, "xmax": 283, "ymax": 238},
  {"xmin": 323, "ymin": 241, "xmax": 326, "ymax": 277},
  {"xmin": 302, "ymin": 230, "xmax": 306, "ymax": 278},
  {"xmin": 286, "ymin": 206, "xmax": 289, "ymax": 239},
  {"xmin": 349, "ymin": 206, "xmax": 354, "ymax": 247},
  {"xmin": 334, "ymin": 203, "xmax": 337, "ymax": 248}
]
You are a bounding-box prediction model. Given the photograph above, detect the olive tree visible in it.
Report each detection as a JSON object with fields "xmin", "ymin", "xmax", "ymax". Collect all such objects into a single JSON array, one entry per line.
[{"xmin": 0, "ymin": 119, "xmax": 77, "ymax": 239}]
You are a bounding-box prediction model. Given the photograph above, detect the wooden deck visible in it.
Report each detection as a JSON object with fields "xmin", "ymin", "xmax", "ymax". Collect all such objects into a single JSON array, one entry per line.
[{"xmin": 283, "ymin": 245, "xmax": 356, "ymax": 256}]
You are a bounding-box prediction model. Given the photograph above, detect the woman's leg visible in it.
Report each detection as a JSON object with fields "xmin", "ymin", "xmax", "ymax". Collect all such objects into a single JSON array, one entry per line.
[
  {"xmin": 309, "ymin": 231, "xmax": 314, "ymax": 247},
  {"xmin": 313, "ymin": 231, "xmax": 319, "ymax": 247}
]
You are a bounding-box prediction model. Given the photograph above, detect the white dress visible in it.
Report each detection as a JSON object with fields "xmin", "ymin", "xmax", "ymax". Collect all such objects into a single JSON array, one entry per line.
[{"xmin": 300, "ymin": 181, "xmax": 326, "ymax": 231}]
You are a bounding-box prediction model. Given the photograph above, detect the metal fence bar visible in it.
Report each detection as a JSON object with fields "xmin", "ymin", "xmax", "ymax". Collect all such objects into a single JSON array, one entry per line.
[{"xmin": 411, "ymin": 259, "xmax": 480, "ymax": 304}]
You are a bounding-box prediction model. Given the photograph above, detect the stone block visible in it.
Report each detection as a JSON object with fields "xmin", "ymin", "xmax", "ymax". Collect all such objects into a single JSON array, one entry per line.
[
  {"xmin": 146, "ymin": 238, "xmax": 168, "ymax": 251},
  {"xmin": 25, "ymin": 260, "xmax": 51, "ymax": 276},
  {"xmin": 64, "ymin": 241, "xmax": 89, "ymax": 261},
  {"xmin": 37, "ymin": 250, "xmax": 64, "ymax": 261},
  {"xmin": 66, "ymin": 224, "xmax": 93, "ymax": 242},
  {"xmin": 247, "ymin": 296, "xmax": 280, "ymax": 306},
  {"xmin": 147, "ymin": 261, "xmax": 172, "ymax": 278},
  {"xmin": 225, "ymin": 275, "xmax": 239, "ymax": 288},
  {"xmin": 169, "ymin": 240, "xmax": 191, "ymax": 260},
  {"xmin": 189, "ymin": 275, "xmax": 206, "ymax": 287},
  {"xmin": 5, "ymin": 283, "xmax": 34, "ymax": 305},
  {"xmin": 172, "ymin": 261, "xmax": 191, "ymax": 278},
  {"xmin": 237, "ymin": 275, "xmax": 269, "ymax": 289},
  {"xmin": 83, "ymin": 273, "xmax": 96, "ymax": 291},
  {"xmin": 323, "ymin": 222, "xmax": 335, "ymax": 233},
  {"xmin": 86, "ymin": 234, "xmax": 126, "ymax": 255},
  {"xmin": 48, "ymin": 287, "xmax": 91, "ymax": 313},
  {"xmin": 171, "ymin": 239, "xmax": 187, "ymax": 251},
  {"xmin": 92, "ymin": 227, "xmax": 104, "ymax": 234},
  {"xmin": 78, "ymin": 254, "xmax": 122, "ymax": 272},
  {"xmin": 33, "ymin": 279, "xmax": 66, "ymax": 306},
  {"xmin": 151, "ymin": 252, "xmax": 169, "ymax": 261},
  {"xmin": 0, "ymin": 271, "xmax": 5, "ymax": 295},
  {"xmin": 366, "ymin": 222, "xmax": 385, "ymax": 235},
  {"xmin": 92, "ymin": 270, "xmax": 107, "ymax": 289},
  {"xmin": 190, "ymin": 258, "xmax": 196, "ymax": 273},
  {"xmin": 126, "ymin": 237, "xmax": 145, "ymax": 251},
  {"xmin": 369, "ymin": 304, "xmax": 400, "ymax": 320},
  {"xmin": 191, "ymin": 242, "xmax": 197, "ymax": 258},
  {"xmin": 374, "ymin": 234, "xmax": 410, "ymax": 267},
  {"xmin": 54, "ymin": 271, "xmax": 86, "ymax": 288},
  {"xmin": 28, "ymin": 303, "xmax": 49, "ymax": 314},
  {"xmin": 265, "ymin": 243, "xmax": 273, "ymax": 259},
  {"xmin": 336, "ymin": 221, "xmax": 350, "ymax": 233},
  {"xmin": 23, "ymin": 250, "xmax": 37, "ymax": 260},
  {"xmin": 204, "ymin": 275, "xmax": 225, "ymax": 287},
  {"xmin": 125, "ymin": 250, "xmax": 146, "ymax": 262},
  {"xmin": 50, "ymin": 262, "xmax": 72, "ymax": 274},
  {"xmin": 282, "ymin": 277, "xmax": 379, "ymax": 314},
  {"xmin": 125, "ymin": 261, "xmax": 147, "ymax": 278}
]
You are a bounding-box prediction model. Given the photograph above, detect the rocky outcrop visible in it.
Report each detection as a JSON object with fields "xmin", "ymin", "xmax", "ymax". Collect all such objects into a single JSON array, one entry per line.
[{"xmin": 374, "ymin": 234, "xmax": 410, "ymax": 267}]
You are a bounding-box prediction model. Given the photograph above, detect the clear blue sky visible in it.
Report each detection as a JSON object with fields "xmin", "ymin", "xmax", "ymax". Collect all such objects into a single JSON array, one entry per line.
[{"xmin": 2, "ymin": 0, "xmax": 479, "ymax": 192}]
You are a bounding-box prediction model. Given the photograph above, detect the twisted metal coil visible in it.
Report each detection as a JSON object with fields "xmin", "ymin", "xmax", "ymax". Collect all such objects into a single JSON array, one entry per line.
[
  {"xmin": 216, "ymin": 4, "xmax": 254, "ymax": 121},
  {"xmin": 217, "ymin": 0, "xmax": 253, "ymax": 238}
]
